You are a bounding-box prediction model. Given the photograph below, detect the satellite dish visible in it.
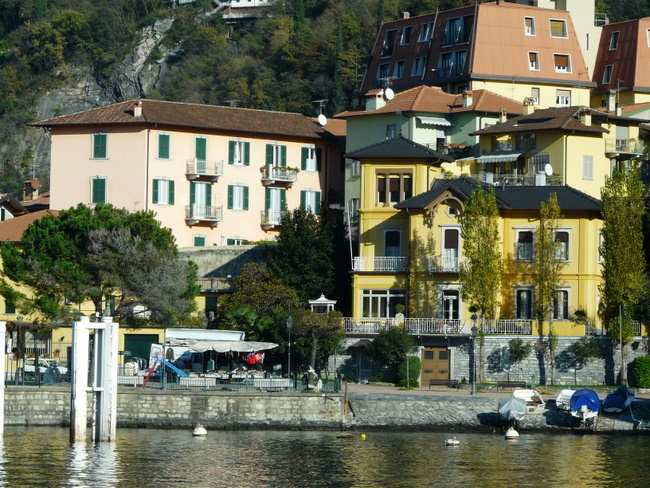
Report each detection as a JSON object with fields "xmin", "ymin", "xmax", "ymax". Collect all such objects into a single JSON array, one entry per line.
[
  {"xmin": 384, "ymin": 88, "xmax": 395, "ymax": 101},
  {"xmin": 317, "ymin": 113, "xmax": 328, "ymax": 126},
  {"xmin": 544, "ymin": 164, "xmax": 553, "ymax": 176}
]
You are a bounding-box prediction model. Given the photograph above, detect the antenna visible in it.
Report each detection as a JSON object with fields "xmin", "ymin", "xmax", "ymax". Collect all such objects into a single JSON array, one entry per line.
[
  {"xmin": 312, "ymin": 99, "xmax": 328, "ymax": 115},
  {"xmin": 224, "ymin": 99, "xmax": 239, "ymax": 107}
]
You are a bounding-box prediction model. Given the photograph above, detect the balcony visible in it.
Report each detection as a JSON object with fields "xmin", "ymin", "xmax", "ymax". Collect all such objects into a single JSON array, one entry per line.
[
  {"xmin": 260, "ymin": 166, "xmax": 298, "ymax": 187},
  {"xmin": 186, "ymin": 159, "xmax": 223, "ymax": 181},
  {"xmin": 605, "ymin": 139, "xmax": 642, "ymax": 157},
  {"xmin": 428, "ymin": 257, "xmax": 460, "ymax": 273},
  {"xmin": 185, "ymin": 205, "xmax": 223, "ymax": 226},
  {"xmin": 352, "ymin": 256, "xmax": 407, "ymax": 272},
  {"xmin": 197, "ymin": 277, "xmax": 232, "ymax": 293},
  {"xmin": 481, "ymin": 319, "xmax": 533, "ymax": 335},
  {"xmin": 343, "ymin": 317, "xmax": 465, "ymax": 336},
  {"xmin": 260, "ymin": 209, "xmax": 285, "ymax": 230},
  {"xmin": 474, "ymin": 173, "xmax": 563, "ymax": 186}
]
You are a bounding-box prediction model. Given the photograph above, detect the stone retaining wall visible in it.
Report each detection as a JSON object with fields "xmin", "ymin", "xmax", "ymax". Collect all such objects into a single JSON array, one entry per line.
[{"xmin": 3, "ymin": 387, "xmax": 649, "ymax": 433}]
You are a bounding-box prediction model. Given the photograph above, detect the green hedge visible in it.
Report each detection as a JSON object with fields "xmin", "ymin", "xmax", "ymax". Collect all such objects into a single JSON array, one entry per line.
[
  {"xmin": 397, "ymin": 356, "xmax": 421, "ymax": 388},
  {"xmin": 629, "ymin": 356, "xmax": 650, "ymax": 388}
]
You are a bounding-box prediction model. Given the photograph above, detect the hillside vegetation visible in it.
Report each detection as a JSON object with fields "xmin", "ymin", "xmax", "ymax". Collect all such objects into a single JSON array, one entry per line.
[{"xmin": 0, "ymin": 0, "xmax": 645, "ymax": 196}]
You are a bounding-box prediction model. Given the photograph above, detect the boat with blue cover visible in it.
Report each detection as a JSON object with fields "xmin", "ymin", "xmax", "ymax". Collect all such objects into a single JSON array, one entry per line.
[{"xmin": 570, "ymin": 388, "xmax": 600, "ymax": 422}]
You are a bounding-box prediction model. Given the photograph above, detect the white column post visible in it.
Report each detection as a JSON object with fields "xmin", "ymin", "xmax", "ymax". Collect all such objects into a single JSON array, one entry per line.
[
  {"xmin": 97, "ymin": 317, "xmax": 119, "ymax": 441},
  {"xmin": 71, "ymin": 317, "xmax": 90, "ymax": 443},
  {"xmin": 0, "ymin": 321, "xmax": 6, "ymax": 435}
]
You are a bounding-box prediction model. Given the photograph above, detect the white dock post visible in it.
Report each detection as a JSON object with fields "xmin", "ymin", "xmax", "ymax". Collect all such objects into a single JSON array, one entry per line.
[
  {"xmin": 0, "ymin": 321, "xmax": 5, "ymax": 435},
  {"xmin": 71, "ymin": 317, "xmax": 90, "ymax": 442},
  {"xmin": 96, "ymin": 317, "xmax": 119, "ymax": 442}
]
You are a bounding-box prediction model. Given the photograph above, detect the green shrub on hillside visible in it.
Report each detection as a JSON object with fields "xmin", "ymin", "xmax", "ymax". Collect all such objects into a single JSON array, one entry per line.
[{"xmin": 629, "ymin": 356, "xmax": 650, "ymax": 387}]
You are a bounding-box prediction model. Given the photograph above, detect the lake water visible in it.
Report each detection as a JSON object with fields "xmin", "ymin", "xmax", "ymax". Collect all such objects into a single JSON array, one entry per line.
[{"xmin": 1, "ymin": 427, "xmax": 648, "ymax": 487}]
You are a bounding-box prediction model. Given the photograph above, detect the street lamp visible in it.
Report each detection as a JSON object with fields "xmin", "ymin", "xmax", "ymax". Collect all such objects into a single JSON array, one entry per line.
[
  {"xmin": 17, "ymin": 315, "xmax": 23, "ymax": 385},
  {"xmin": 471, "ymin": 314, "xmax": 478, "ymax": 396},
  {"xmin": 286, "ymin": 316, "xmax": 293, "ymax": 380}
]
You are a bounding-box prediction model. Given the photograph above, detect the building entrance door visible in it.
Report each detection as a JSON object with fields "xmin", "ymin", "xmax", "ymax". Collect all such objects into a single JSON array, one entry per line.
[{"xmin": 421, "ymin": 347, "xmax": 450, "ymax": 383}]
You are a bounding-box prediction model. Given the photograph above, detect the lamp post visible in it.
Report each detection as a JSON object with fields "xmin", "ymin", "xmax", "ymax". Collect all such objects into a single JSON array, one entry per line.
[
  {"xmin": 286, "ymin": 316, "xmax": 293, "ymax": 381},
  {"xmin": 471, "ymin": 314, "xmax": 478, "ymax": 396},
  {"xmin": 17, "ymin": 315, "xmax": 23, "ymax": 385}
]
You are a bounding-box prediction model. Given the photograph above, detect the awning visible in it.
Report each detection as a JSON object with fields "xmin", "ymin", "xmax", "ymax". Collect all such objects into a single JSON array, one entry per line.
[
  {"xmin": 166, "ymin": 339, "xmax": 278, "ymax": 353},
  {"xmin": 476, "ymin": 152, "xmax": 522, "ymax": 164},
  {"xmin": 417, "ymin": 116, "xmax": 452, "ymax": 126}
]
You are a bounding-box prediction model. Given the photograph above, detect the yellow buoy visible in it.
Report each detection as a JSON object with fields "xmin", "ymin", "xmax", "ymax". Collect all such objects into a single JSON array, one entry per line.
[{"xmin": 360, "ymin": 434, "xmax": 366, "ymax": 440}]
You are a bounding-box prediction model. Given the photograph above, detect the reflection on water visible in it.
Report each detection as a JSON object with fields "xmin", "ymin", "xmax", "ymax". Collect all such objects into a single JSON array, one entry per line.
[{"xmin": 0, "ymin": 427, "xmax": 648, "ymax": 487}]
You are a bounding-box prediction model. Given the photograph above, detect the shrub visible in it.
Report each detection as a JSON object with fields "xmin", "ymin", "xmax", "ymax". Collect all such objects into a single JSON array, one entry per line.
[
  {"xmin": 396, "ymin": 356, "xmax": 420, "ymax": 388},
  {"xmin": 508, "ymin": 338, "xmax": 532, "ymax": 365},
  {"xmin": 629, "ymin": 356, "xmax": 650, "ymax": 388}
]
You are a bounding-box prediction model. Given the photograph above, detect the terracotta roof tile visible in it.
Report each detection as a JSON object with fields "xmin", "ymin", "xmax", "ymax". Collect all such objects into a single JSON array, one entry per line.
[
  {"xmin": 33, "ymin": 99, "xmax": 332, "ymax": 140},
  {"xmin": 0, "ymin": 209, "xmax": 60, "ymax": 242},
  {"xmin": 344, "ymin": 135, "xmax": 452, "ymax": 162}
]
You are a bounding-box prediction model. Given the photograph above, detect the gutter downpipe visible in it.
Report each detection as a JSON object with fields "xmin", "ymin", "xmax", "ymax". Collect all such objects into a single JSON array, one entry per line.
[{"xmin": 564, "ymin": 134, "xmax": 568, "ymax": 185}]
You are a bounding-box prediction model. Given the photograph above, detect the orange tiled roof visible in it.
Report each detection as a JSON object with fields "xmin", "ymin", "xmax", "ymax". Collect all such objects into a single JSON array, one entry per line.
[
  {"xmin": 336, "ymin": 86, "xmax": 521, "ymax": 118},
  {"xmin": 0, "ymin": 209, "xmax": 60, "ymax": 242},
  {"xmin": 33, "ymin": 99, "xmax": 333, "ymax": 140}
]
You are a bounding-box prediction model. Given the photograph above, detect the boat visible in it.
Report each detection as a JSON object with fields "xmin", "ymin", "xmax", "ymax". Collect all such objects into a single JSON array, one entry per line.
[
  {"xmin": 602, "ymin": 386, "xmax": 635, "ymax": 414},
  {"xmin": 512, "ymin": 389, "xmax": 545, "ymax": 413},
  {"xmin": 445, "ymin": 437, "xmax": 460, "ymax": 446},
  {"xmin": 498, "ymin": 396, "xmax": 527, "ymax": 422},
  {"xmin": 555, "ymin": 389, "xmax": 575, "ymax": 411},
  {"xmin": 570, "ymin": 388, "xmax": 600, "ymax": 422}
]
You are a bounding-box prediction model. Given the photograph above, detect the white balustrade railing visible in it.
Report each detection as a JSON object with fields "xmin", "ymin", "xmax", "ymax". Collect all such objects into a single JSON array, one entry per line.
[
  {"xmin": 185, "ymin": 205, "xmax": 223, "ymax": 221},
  {"xmin": 343, "ymin": 317, "xmax": 464, "ymax": 335},
  {"xmin": 481, "ymin": 319, "xmax": 533, "ymax": 335},
  {"xmin": 427, "ymin": 257, "xmax": 460, "ymax": 273},
  {"xmin": 186, "ymin": 159, "xmax": 224, "ymax": 177},
  {"xmin": 352, "ymin": 256, "xmax": 407, "ymax": 272},
  {"xmin": 261, "ymin": 166, "xmax": 298, "ymax": 183}
]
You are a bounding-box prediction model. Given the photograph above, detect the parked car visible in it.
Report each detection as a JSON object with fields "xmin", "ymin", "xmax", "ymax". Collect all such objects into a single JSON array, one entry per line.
[{"xmin": 22, "ymin": 358, "xmax": 68, "ymax": 379}]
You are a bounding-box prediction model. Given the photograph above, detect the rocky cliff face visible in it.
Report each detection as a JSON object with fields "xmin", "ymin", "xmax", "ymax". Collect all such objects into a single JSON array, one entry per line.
[{"xmin": 13, "ymin": 18, "xmax": 176, "ymax": 193}]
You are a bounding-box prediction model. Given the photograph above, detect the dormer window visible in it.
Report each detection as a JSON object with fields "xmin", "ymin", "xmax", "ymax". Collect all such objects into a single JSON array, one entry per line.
[
  {"xmin": 524, "ymin": 17, "xmax": 535, "ymax": 36},
  {"xmin": 609, "ymin": 31, "xmax": 619, "ymax": 50},
  {"xmin": 400, "ymin": 26, "xmax": 412, "ymax": 45},
  {"xmin": 550, "ymin": 19, "xmax": 567, "ymax": 38},
  {"xmin": 554, "ymin": 54, "xmax": 571, "ymax": 73},
  {"xmin": 442, "ymin": 15, "xmax": 473, "ymax": 46},
  {"xmin": 419, "ymin": 22, "xmax": 433, "ymax": 42},
  {"xmin": 602, "ymin": 65, "xmax": 613, "ymax": 84},
  {"xmin": 381, "ymin": 30, "xmax": 397, "ymax": 58}
]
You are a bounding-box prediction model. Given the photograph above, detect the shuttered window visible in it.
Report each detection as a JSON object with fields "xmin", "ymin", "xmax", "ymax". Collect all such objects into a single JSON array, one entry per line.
[
  {"xmin": 158, "ymin": 134, "xmax": 170, "ymax": 159},
  {"xmin": 91, "ymin": 177, "xmax": 106, "ymax": 204},
  {"xmin": 152, "ymin": 179, "xmax": 175, "ymax": 205},
  {"xmin": 92, "ymin": 133, "xmax": 107, "ymax": 159}
]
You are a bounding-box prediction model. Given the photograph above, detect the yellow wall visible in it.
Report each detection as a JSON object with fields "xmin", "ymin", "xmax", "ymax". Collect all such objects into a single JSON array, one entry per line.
[{"xmin": 470, "ymin": 79, "xmax": 592, "ymax": 108}]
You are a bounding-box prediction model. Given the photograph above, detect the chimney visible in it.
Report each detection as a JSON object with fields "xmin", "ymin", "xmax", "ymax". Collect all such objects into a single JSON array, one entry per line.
[
  {"xmin": 522, "ymin": 97, "xmax": 535, "ymax": 115},
  {"xmin": 607, "ymin": 90, "xmax": 616, "ymax": 113},
  {"xmin": 23, "ymin": 179, "xmax": 40, "ymax": 202},
  {"xmin": 403, "ymin": 12, "xmax": 410, "ymax": 19},
  {"xmin": 365, "ymin": 91, "xmax": 386, "ymax": 111},
  {"xmin": 462, "ymin": 90, "xmax": 473, "ymax": 108},
  {"xmin": 133, "ymin": 100, "xmax": 143, "ymax": 117},
  {"xmin": 499, "ymin": 108, "xmax": 507, "ymax": 124},
  {"xmin": 579, "ymin": 108, "xmax": 592, "ymax": 127}
]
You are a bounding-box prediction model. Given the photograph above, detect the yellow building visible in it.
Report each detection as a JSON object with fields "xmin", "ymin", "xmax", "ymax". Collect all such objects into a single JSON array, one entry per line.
[{"xmin": 467, "ymin": 105, "xmax": 644, "ymax": 199}]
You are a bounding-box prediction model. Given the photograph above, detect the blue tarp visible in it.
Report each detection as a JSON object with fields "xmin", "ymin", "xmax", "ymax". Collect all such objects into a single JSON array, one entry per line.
[
  {"xmin": 570, "ymin": 388, "xmax": 600, "ymax": 413},
  {"xmin": 602, "ymin": 386, "xmax": 635, "ymax": 413}
]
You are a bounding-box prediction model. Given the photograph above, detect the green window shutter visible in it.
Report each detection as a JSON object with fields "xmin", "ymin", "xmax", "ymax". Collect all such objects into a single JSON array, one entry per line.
[
  {"xmin": 194, "ymin": 235, "xmax": 206, "ymax": 246},
  {"xmin": 5, "ymin": 298, "xmax": 15, "ymax": 314},
  {"xmin": 280, "ymin": 188, "xmax": 286, "ymax": 209},
  {"xmin": 205, "ymin": 184, "xmax": 212, "ymax": 207},
  {"xmin": 301, "ymin": 147, "xmax": 308, "ymax": 170},
  {"xmin": 316, "ymin": 148, "xmax": 322, "ymax": 171},
  {"xmin": 152, "ymin": 179, "xmax": 160, "ymax": 204},
  {"xmin": 265, "ymin": 187, "xmax": 271, "ymax": 209},
  {"xmin": 228, "ymin": 141, "xmax": 236, "ymax": 164},
  {"xmin": 226, "ymin": 239, "xmax": 235, "ymax": 246},
  {"xmin": 158, "ymin": 134, "xmax": 170, "ymax": 159},
  {"xmin": 243, "ymin": 186, "xmax": 249, "ymax": 210},
  {"xmin": 300, "ymin": 190, "xmax": 306, "ymax": 210},
  {"xmin": 168, "ymin": 180, "xmax": 175, "ymax": 205},
  {"xmin": 315, "ymin": 191, "xmax": 321, "ymax": 214},
  {"xmin": 244, "ymin": 142, "xmax": 250, "ymax": 166},
  {"xmin": 93, "ymin": 134, "xmax": 107, "ymax": 159},
  {"xmin": 266, "ymin": 144, "xmax": 273, "ymax": 165},
  {"xmin": 190, "ymin": 182, "xmax": 196, "ymax": 205},
  {"xmin": 195, "ymin": 138, "xmax": 207, "ymax": 160},
  {"xmin": 227, "ymin": 185, "xmax": 234, "ymax": 209},
  {"xmin": 92, "ymin": 178, "xmax": 106, "ymax": 204},
  {"xmin": 281, "ymin": 145, "xmax": 287, "ymax": 167}
]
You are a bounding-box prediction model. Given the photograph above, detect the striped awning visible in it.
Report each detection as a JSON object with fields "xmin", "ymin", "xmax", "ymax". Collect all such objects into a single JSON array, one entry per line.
[
  {"xmin": 476, "ymin": 152, "xmax": 522, "ymax": 164},
  {"xmin": 417, "ymin": 116, "xmax": 452, "ymax": 126}
]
